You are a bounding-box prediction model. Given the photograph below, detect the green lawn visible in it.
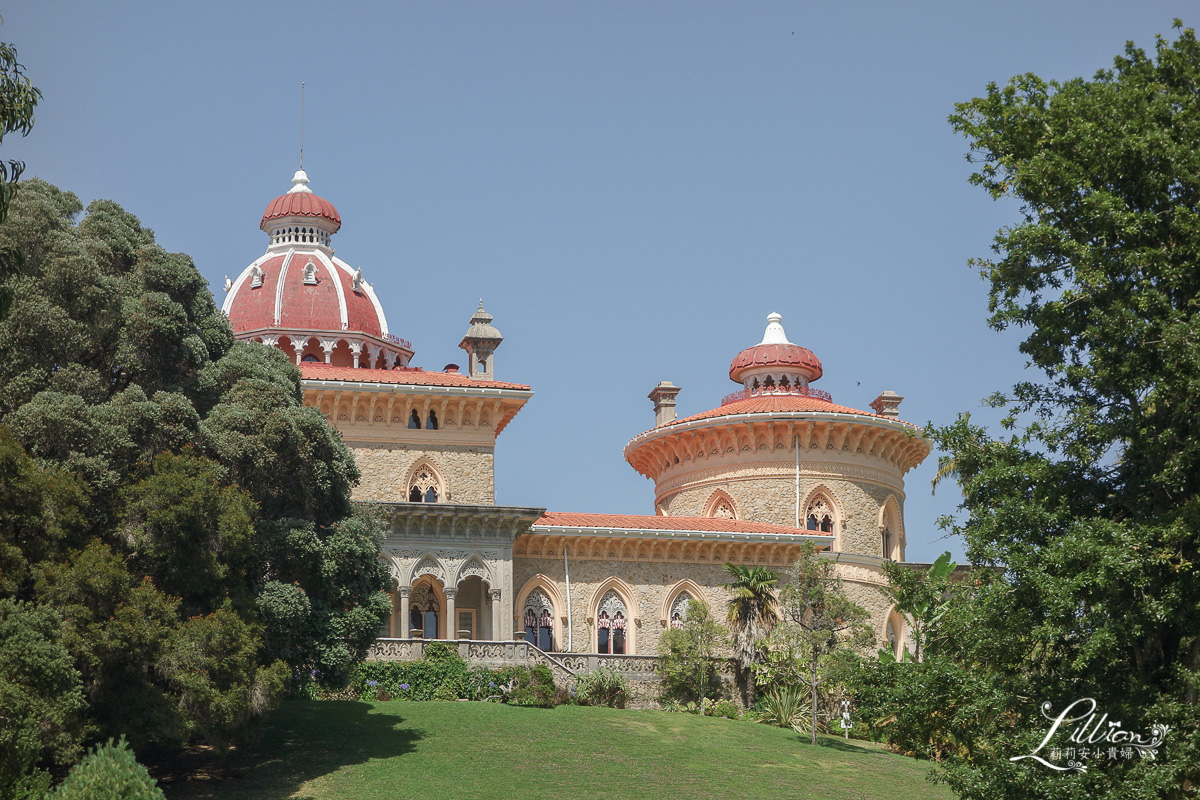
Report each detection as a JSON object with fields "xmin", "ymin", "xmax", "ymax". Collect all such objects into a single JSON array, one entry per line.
[{"xmin": 160, "ymin": 700, "xmax": 951, "ymax": 800}]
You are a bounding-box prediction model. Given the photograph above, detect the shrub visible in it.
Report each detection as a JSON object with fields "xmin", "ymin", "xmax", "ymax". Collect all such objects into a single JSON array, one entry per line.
[
  {"xmin": 51, "ymin": 737, "xmax": 166, "ymax": 800},
  {"xmin": 432, "ymin": 681, "xmax": 460, "ymax": 702},
  {"xmin": 754, "ymin": 685, "xmax": 812, "ymax": 733},
  {"xmin": 507, "ymin": 665, "xmax": 556, "ymax": 708},
  {"xmin": 573, "ymin": 668, "xmax": 629, "ymax": 709},
  {"xmin": 712, "ymin": 699, "xmax": 741, "ymax": 720},
  {"xmin": 349, "ymin": 650, "xmax": 471, "ymax": 701}
]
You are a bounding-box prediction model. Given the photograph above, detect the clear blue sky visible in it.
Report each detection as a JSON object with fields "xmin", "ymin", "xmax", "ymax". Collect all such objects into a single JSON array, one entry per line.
[{"xmin": 4, "ymin": 2, "xmax": 1193, "ymax": 563}]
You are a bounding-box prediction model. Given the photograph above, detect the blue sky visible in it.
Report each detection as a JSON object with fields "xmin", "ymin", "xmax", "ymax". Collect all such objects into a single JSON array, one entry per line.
[{"xmin": 4, "ymin": 2, "xmax": 1193, "ymax": 563}]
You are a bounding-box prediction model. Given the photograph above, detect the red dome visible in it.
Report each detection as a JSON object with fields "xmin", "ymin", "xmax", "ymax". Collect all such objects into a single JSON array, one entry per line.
[
  {"xmin": 260, "ymin": 191, "xmax": 342, "ymax": 232},
  {"xmin": 225, "ymin": 252, "xmax": 385, "ymax": 338},
  {"xmin": 729, "ymin": 342, "xmax": 823, "ymax": 383}
]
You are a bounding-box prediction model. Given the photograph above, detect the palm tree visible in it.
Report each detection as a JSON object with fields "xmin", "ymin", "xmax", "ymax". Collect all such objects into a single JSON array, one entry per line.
[{"xmin": 723, "ymin": 563, "xmax": 779, "ymax": 707}]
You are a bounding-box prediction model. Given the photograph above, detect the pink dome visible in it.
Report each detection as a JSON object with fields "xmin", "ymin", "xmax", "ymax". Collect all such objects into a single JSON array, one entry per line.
[
  {"xmin": 729, "ymin": 342, "xmax": 822, "ymax": 384},
  {"xmin": 260, "ymin": 191, "xmax": 341, "ymax": 232}
]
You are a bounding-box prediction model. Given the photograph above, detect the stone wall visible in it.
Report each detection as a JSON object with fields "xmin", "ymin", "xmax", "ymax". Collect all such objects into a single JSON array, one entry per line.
[
  {"xmin": 350, "ymin": 444, "xmax": 495, "ymax": 504},
  {"xmin": 514, "ymin": 557, "xmax": 734, "ymax": 657},
  {"xmin": 661, "ymin": 475, "xmax": 904, "ymax": 558}
]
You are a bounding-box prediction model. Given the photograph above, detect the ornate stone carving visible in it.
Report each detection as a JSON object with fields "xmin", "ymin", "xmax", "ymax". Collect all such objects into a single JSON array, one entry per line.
[
  {"xmin": 412, "ymin": 556, "xmax": 442, "ymax": 581},
  {"xmin": 524, "ymin": 587, "xmax": 553, "ymax": 614}
]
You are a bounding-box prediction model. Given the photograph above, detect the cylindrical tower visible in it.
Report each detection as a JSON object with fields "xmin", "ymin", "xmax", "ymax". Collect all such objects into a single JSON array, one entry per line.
[{"xmin": 624, "ymin": 313, "xmax": 928, "ymax": 560}]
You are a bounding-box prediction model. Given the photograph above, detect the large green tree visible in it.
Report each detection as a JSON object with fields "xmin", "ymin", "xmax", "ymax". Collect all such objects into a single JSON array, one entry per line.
[
  {"xmin": 0, "ymin": 179, "xmax": 390, "ymax": 757},
  {"xmin": 917, "ymin": 22, "xmax": 1200, "ymax": 798},
  {"xmin": 0, "ymin": 38, "xmax": 40, "ymax": 320}
]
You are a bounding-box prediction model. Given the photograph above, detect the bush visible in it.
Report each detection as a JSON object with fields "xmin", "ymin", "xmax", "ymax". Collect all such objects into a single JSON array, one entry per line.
[
  {"xmin": 711, "ymin": 699, "xmax": 741, "ymax": 720},
  {"xmin": 51, "ymin": 737, "xmax": 165, "ymax": 800},
  {"xmin": 507, "ymin": 665, "xmax": 557, "ymax": 708},
  {"xmin": 573, "ymin": 668, "xmax": 629, "ymax": 709},
  {"xmin": 432, "ymin": 681, "xmax": 460, "ymax": 702},
  {"xmin": 754, "ymin": 685, "xmax": 812, "ymax": 733},
  {"xmin": 349, "ymin": 649, "xmax": 471, "ymax": 701}
]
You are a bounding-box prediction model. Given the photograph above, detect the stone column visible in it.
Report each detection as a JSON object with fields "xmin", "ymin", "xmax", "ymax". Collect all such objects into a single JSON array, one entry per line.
[
  {"xmin": 490, "ymin": 589, "xmax": 502, "ymax": 642},
  {"xmin": 444, "ymin": 587, "xmax": 457, "ymax": 640},
  {"xmin": 398, "ymin": 586, "xmax": 411, "ymax": 640}
]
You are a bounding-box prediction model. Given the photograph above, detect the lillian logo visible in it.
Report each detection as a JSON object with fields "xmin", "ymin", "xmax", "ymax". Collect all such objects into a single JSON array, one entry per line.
[{"xmin": 1010, "ymin": 698, "xmax": 1168, "ymax": 773}]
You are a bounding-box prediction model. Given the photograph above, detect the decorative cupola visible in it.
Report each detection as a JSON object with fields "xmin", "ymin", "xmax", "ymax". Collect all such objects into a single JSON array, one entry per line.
[
  {"xmin": 728, "ymin": 312, "xmax": 823, "ymax": 392},
  {"xmin": 222, "ymin": 170, "xmax": 414, "ymax": 369},
  {"xmin": 459, "ymin": 300, "xmax": 504, "ymax": 380},
  {"xmin": 260, "ymin": 169, "xmax": 342, "ymax": 252}
]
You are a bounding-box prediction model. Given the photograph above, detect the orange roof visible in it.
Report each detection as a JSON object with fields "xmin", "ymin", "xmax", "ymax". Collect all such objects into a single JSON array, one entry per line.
[
  {"xmin": 299, "ymin": 364, "xmax": 530, "ymax": 390},
  {"xmin": 535, "ymin": 511, "xmax": 821, "ymax": 537},
  {"xmin": 668, "ymin": 392, "xmax": 883, "ymax": 426}
]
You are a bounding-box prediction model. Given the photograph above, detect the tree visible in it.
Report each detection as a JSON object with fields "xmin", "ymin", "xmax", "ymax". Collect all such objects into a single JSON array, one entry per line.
[
  {"xmin": 657, "ymin": 599, "xmax": 728, "ymax": 705},
  {"xmin": 0, "ymin": 179, "xmax": 390, "ymax": 756},
  {"xmin": 777, "ymin": 541, "xmax": 872, "ymax": 745},
  {"xmin": 0, "ymin": 38, "xmax": 41, "ymax": 320},
  {"xmin": 722, "ymin": 563, "xmax": 778, "ymax": 707},
  {"xmin": 0, "ymin": 600, "xmax": 86, "ymax": 800},
  {"xmin": 879, "ymin": 551, "xmax": 957, "ymax": 663},
  {"xmin": 923, "ymin": 22, "xmax": 1200, "ymax": 797}
]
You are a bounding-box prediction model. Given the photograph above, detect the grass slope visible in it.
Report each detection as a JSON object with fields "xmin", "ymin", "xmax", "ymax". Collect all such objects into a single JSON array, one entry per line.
[{"xmin": 162, "ymin": 701, "xmax": 950, "ymax": 800}]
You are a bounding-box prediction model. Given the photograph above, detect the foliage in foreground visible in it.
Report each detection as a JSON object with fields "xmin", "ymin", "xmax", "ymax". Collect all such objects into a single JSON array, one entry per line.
[
  {"xmin": 346, "ymin": 647, "xmax": 560, "ymax": 708},
  {"xmin": 573, "ymin": 667, "xmax": 630, "ymax": 709},
  {"xmin": 0, "ymin": 177, "xmax": 392, "ymax": 789},
  {"xmin": 657, "ymin": 598, "xmax": 729, "ymax": 704},
  {"xmin": 50, "ymin": 738, "xmax": 165, "ymax": 800},
  {"xmin": 865, "ymin": 22, "xmax": 1200, "ymax": 799}
]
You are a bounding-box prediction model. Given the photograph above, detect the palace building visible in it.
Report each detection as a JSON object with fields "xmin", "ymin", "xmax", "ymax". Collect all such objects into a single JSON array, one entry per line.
[{"xmin": 222, "ymin": 170, "xmax": 930, "ymax": 668}]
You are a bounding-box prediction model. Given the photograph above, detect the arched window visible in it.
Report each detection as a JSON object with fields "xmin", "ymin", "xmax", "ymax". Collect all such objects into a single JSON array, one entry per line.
[
  {"xmin": 597, "ymin": 591, "xmax": 627, "ymax": 655},
  {"xmin": 424, "ymin": 486, "xmax": 438, "ymax": 503},
  {"xmin": 407, "ymin": 461, "xmax": 444, "ymax": 505},
  {"xmin": 704, "ymin": 490, "xmax": 738, "ymax": 520},
  {"xmin": 805, "ymin": 497, "xmax": 835, "ymax": 533},
  {"xmin": 669, "ymin": 591, "xmax": 693, "ymax": 629},
  {"xmin": 523, "ymin": 588, "xmax": 555, "ymax": 652},
  {"xmin": 410, "ymin": 583, "xmax": 439, "ymax": 639},
  {"xmin": 301, "ymin": 354, "xmax": 319, "ymax": 363},
  {"xmin": 426, "ymin": 410, "xmax": 438, "ymax": 430},
  {"xmin": 302, "ymin": 261, "xmax": 317, "ymax": 284},
  {"xmin": 408, "ymin": 410, "xmax": 421, "ymax": 429}
]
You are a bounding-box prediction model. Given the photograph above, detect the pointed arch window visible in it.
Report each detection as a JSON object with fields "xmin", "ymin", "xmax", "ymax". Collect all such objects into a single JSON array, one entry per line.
[
  {"xmin": 805, "ymin": 497, "xmax": 835, "ymax": 533},
  {"xmin": 408, "ymin": 465, "xmax": 442, "ymax": 504},
  {"xmin": 597, "ymin": 591, "xmax": 627, "ymax": 654},
  {"xmin": 669, "ymin": 591, "xmax": 693, "ymax": 629},
  {"xmin": 410, "ymin": 583, "xmax": 439, "ymax": 639},
  {"xmin": 408, "ymin": 410, "xmax": 421, "ymax": 429},
  {"xmin": 523, "ymin": 588, "xmax": 555, "ymax": 652},
  {"xmin": 426, "ymin": 410, "xmax": 438, "ymax": 430}
]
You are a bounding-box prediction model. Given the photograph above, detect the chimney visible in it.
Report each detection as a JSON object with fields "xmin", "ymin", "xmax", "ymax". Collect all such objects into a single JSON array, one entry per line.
[
  {"xmin": 870, "ymin": 390, "xmax": 904, "ymax": 419},
  {"xmin": 649, "ymin": 381, "xmax": 682, "ymax": 427}
]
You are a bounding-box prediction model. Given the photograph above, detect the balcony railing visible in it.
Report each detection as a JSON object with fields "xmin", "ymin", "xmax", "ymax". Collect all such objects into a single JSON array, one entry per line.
[{"xmin": 722, "ymin": 384, "xmax": 832, "ymax": 406}]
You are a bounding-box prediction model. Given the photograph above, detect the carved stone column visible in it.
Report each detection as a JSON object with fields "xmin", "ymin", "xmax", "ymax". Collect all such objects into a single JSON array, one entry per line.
[
  {"xmin": 398, "ymin": 586, "xmax": 411, "ymax": 640},
  {"xmin": 444, "ymin": 588, "xmax": 457, "ymax": 640},
  {"xmin": 490, "ymin": 589, "xmax": 502, "ymax": 641}
]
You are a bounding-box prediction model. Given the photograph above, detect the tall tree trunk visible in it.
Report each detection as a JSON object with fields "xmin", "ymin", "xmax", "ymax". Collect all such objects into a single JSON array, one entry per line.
[{"xmin": 810, "ymin": 643, "xmax": 818, "ymax": 746}]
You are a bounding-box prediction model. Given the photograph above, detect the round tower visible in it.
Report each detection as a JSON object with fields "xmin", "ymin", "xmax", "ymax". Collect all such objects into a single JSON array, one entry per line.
[
  {"xmin": 222, "ymin": 170, "xmax": 414, "ymax": 368},
  {"xmin": 624, "ymin": 313, "xmax": 928, "ymax": 560}
]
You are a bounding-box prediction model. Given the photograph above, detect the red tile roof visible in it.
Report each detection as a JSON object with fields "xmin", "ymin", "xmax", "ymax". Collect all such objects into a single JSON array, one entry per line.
[
  {"xmin": 668, "ymin": 393, "xmax": 882, "ymax": 426},
  {"xmin": 729, "ymin": 342, "xmax": 822, "ymax": 383},
  {"xmin": 261, "ymin": 191, "xmax": 341, "ymax": 231},
  {"xmin": 299, "ymin": 363, "xmax": 531, "ymax": 390},
  {"xmin": 534, "ymin": 511, "xmax": 820, "ymax": 536}
]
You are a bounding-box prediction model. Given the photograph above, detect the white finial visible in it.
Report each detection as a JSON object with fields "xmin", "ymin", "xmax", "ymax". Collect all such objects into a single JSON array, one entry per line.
[
  {"xmin": 288, "ymin": 169, "xmax": 312, "ymax": 194},
  {"xmin": 759, "ymin": 312, "xmax": 791, "ymax": 345},
  {"xmin": 223, "ymin": 275, "xmax": 232, "ymax": 292}
]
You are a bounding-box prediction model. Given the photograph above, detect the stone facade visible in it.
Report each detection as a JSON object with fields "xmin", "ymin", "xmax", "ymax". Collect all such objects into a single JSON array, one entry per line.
[
  {"xmin": 351, "ymin": 444, "xmax": 495, "ymax": 505},
  {"xmin": 660, "ymin": 471, "xmax": 905, "ymax": 560}
]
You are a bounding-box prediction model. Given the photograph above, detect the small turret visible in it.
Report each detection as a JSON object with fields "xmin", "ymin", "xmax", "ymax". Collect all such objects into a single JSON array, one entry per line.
[
  {"xmin": 648, "ymin": 381, "xmax": 682, "ymax": 427},
  {"xmin": 459, "ymin": 300, "xmax": 503, "ymax": 380}
]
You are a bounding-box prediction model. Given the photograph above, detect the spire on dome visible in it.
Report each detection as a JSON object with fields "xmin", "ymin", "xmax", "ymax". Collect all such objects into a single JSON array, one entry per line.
[
  {"xmin": 288, "ymin": 169, "xmax": 313, "ymax": 194},
  {"xmin": 760, "ymin": 312, "xmax": 790, "ymax": 345}
]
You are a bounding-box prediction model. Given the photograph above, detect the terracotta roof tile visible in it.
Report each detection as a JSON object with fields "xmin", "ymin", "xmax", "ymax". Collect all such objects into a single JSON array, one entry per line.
[
  {"xmin": 299, "ymin": 363, "xmax": 530, "ymax": 390},
  {"xmin": 669, "ymin": 393, "xmax": 881, "ymax": 426}
]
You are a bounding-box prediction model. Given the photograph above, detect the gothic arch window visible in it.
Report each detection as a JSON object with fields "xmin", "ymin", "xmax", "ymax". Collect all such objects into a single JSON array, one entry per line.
[
  {"xmin": 879, "ymin": 496, "xmax": 903, "ymax": 561},
  {"xmin": 703, "ymin": 490, "xmax": 738, "ymax": 520},
  {"xmin": 406, "ymin": 460, "xmax": 445, "ymax": 504},
  {"xmin": 408, "ymin": 410, "xmax": 421, "ymax": 429},
  {"xmin": 426, "ymin": 410, "xmax": 438, "ymax": 430},
  {"xmin": 596, "ymin": 590, "xmax": 628, "ymax": 655},
  {"xmin": 410, "ymin": 581, "xmax": 440, "ymax": 639},
  {"xmin": 805, "ymin": 495, "xmax": 836, "ymax": 534},
  {"xmin": 669, "ymin": 591, "xmax": 693, "ymax": 629},
  {"xmin": 519, "ymin": 587, "xmax": 555, "ymax": 652},
  {"xmin": 302, "ymin": 260, "xmax": 317, "ymax": 284}
]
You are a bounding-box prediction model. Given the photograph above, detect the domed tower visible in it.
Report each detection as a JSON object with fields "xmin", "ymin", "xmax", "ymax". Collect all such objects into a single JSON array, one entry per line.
[
  {"xmin": 624, "ymin": 313, "xmax": 928, "ymax": 561},
  {"xmin": 222, "ymin": 169, "xmax": 414, "ymax": 368}
]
